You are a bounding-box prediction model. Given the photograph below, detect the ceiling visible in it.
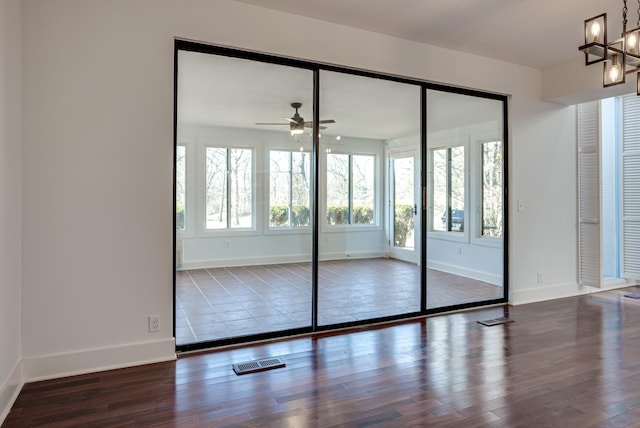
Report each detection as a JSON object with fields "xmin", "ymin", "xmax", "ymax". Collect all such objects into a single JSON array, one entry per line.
[
  {"xmin": 235, "ymin": 0, "xmax": 626, "ymax": 69},
  {"xmin": 177, "ymin": 51, "xmax": 502, "ymax": 140},
  {"xmin": 180, "ymin": 0, "xmax": 620, "ymax": 137}
]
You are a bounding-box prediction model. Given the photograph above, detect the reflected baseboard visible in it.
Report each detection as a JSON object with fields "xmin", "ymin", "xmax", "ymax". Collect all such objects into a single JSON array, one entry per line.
[
  {"xmin": 426, "ymin": 260, "xmax": 502, "ymax": 286},
  {"xmin": 178, "ymin": 251, "xmax": 388, "ymax": 271}
]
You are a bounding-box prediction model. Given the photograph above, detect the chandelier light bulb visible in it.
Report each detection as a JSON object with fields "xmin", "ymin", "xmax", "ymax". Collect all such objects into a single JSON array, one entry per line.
[
  {"xmin": 609, "ymin": 61, "xmax": 620, "ymax": 82},
  {"xmin": 609, "ymin": 65, "xmax": 619, "ymax": 81},
  {"xmin": 629, "ymin": 33, "xmax": 638, "ymax": 53},
  {"xmin": 591, "ymin": 20, "xmax": 601, "ymax": 42}
]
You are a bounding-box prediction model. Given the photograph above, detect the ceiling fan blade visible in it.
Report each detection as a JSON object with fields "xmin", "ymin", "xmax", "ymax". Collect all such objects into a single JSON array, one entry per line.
[
  {"xmin": 303, "ymin": 119, "xmax": 335, "ymax": 127},
  {"xmin": 285, "ymin": 117, "xmax": 298, "ymax": 124},
  {"xmin": 302, "ymin": 123, "xmax": 328, "ymax": 130},
  {"xmin": 256, "ymin": 122, "xmax": 288, "ymax": 125}
]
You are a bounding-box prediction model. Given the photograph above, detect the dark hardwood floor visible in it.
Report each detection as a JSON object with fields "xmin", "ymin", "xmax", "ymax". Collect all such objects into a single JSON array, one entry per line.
[{"xmin": 5, "ymin": 286, "xmax": 640, "ymax": 427}]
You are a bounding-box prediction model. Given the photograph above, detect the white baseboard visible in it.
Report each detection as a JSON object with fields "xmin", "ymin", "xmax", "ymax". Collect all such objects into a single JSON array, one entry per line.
[
  {"xmin": 22, "ymin": 338, "xmax": 176, "ymax": 383},
  {"xmin": 511, "ymin": 282, "xmax": 588, "ymax": 305},
  {"xmin": 319, "ymin": 251, "xmax": 387, "ymax": 262},
  {"xmin": 427, "ymin": 260, "xmax": 502, "ymax": 286},
  {"xmin": 179, "ymin": 251, "xmax": 387, "ymax": 270},
  {"xmin": 511, "ymin": 279, "xmax": 638, "ymax": 306},
  {"xmin": 0, "ymin": 360, "xmax": 24, "ymax": 425}
]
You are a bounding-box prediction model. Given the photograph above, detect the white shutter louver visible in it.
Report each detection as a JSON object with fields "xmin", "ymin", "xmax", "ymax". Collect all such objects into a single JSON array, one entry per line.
[
  {"xmin": 577, "ymin": 101, "xmax": 602, "ymax": 287},
  {"xmin": 622, "ymin": 94, "xmax": 640, "ymax": 279}
]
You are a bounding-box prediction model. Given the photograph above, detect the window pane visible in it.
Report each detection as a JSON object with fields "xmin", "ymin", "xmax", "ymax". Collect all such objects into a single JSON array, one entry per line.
[
  {"xmin": 229, "ymin": 148, "xmax": 252, "ymax": 228},
  {"xmin": 432, "ymin": 149, "xmax": 447, "ymax": 231},
  {"xmin": 393, "ymin": 157, "xmax": 414, "ymax": 248},
  {"xmin": 450, "ymin": 146, "xmax": 464, "ymax": 232},
  {"xmin": 176, "ymin": 145, "xmax": 186, "ymax": 231},
  {"xmin": 482, "ymin": 141, "xmax": 502, "ymax": 237},
  {"xmin": 326, "ymin": 153, "xmax": 349, "ymax": 224},
  {"xmin": 291, "ymin": 151, "xmax": 311, "ymax": 226},
  {"xmin": 270, "ymin": 150, "xmax": 291, "ymax": 227},
  {"xmin": 352, "ymin": 155, "xmax": 375, "ymax": 224},
  {"xmin": 205, "ymin": 147, "xmax": 227, "ymax": 229}
]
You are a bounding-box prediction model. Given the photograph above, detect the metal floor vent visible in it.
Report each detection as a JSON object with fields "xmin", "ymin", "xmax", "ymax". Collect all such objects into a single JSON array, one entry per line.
[
  {"xmin": 624, "ymin": 293, "xmax": 640, "ymax": 299},
  {"xmin": 477, "ymin": 317, "xmax": 514, "ymax": 327},
  {"xmin": 233, "ymin": 357, "xmax": 285, "ymax": 375}
]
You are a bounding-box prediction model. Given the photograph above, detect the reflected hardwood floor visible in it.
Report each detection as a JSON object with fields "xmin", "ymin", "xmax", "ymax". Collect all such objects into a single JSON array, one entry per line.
[
  {"xmin": 6, "ymin": 287, "xmax": 640, "ymax": 427},
  {"xmin": 176, "ymin": 258, "xmax": 502, "ymax": 345}
]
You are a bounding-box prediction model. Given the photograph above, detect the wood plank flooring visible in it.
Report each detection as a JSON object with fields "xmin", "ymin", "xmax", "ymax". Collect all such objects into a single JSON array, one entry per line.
[
  {"xmin": 177, "ymin": 259, "xmax": 502, "ymax": 345},
  {"xmin": 6, "ymin": 286, "xmax": 640, "ymax": 427}
]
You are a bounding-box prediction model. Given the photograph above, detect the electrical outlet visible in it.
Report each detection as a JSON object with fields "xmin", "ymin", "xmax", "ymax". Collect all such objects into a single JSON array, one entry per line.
[{"xmin": 148, "ymin": 315, "xmax": 160, "ymax": 333}]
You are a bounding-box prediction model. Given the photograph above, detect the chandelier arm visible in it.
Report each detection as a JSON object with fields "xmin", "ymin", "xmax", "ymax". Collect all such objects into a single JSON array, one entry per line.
[{"xmin": 637, "ymin": 0, "xmax": 640, "ymax": 27}]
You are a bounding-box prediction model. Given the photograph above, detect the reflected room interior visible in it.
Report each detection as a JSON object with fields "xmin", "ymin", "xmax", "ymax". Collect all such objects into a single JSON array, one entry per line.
[{"xmin": 175, "ymin": 50, "xmax": 504, "ymax": 346}]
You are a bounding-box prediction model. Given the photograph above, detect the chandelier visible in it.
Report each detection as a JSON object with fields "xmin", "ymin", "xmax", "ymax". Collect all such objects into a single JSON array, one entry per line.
[{"xmin": 579, "ymin": 0, "xmax": 640, "ymax": 94}]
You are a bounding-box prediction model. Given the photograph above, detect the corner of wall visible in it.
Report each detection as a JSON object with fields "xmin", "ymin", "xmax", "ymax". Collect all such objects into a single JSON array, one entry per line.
[{"xmin": 0, "ymin": 359, "xmax": 24, "ymax": 425}]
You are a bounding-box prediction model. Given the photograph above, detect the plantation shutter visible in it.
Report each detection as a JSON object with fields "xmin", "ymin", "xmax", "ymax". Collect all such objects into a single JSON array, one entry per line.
[
  {"xmin": 578, "ymin": 101, "xmax": 602, "ymax": 287},
  {"xmin": 621, "ymin": 95, "xmax": 640, "ymax": 279},
  {"xmin": 600, "ymin": 98, "xmax": 619, "ymax": 279}
]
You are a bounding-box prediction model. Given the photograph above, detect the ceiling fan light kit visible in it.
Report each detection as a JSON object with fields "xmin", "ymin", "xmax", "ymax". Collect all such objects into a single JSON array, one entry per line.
[{"xmin": 579, "ymin": 0, "xmax": 640, "ymax": 94}]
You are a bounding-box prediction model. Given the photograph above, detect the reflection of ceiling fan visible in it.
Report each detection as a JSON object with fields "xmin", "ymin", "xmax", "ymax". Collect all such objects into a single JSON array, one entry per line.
[{"xmin": 256, "ymin": 102, "xmax": 335, "ymax": 135}]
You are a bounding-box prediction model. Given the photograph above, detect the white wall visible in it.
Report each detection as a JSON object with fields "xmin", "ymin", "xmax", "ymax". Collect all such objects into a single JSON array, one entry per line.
[
  {"xmin": 542, "ymin": 57, "xmax": 638, "ymax": 105},
  {"xmin": 19, "ymin": 0, "xmax": 579, "ymax": 381},
  {"xmin": 0, "ymin": 0, "xmax": 23, "ymax": 421}
]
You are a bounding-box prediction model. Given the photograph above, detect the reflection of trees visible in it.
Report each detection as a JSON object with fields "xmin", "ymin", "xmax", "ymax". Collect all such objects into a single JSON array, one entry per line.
[
  {"xmin": 230, "ymin": 149, "xmax": 251, "ymax": 227},
  {"xmin": 206, "ymin": 148, "xmax": 227, "ymax": 224},
  {"xmin": 326, "ymin": 154, "xmax": 375, "ymax": 225},
  {"xmin": 270, "ymin": 151, "xmax": 311, "ymax": 227},
  {"xmin": 292, "ymin": 152, "xmax": 310, "ymax": 207},
  {"xmin": 433, "ymin": 147, "xmax": 464, "ymax": 231},
  {"xmin": 270, "ymin": 151, "xmax": 289, "ymax": 206},
  {"xmin": 353, "ymin": 155, "xmax": 374, "ymax": 208},
  {"xmin": 327, "ymin": 154, "xmax": 348, "ymax": 206},
  {"xmin": 450, "ymin": 147, "xmax": 464, "ymax": 211},
  {"xmin": 393, "ymin": 157, "xmax": 414, "ymax": 248},
  {"xmin": 176, "ymin": 146, "xmax": 186, "ymax": 230},
  {"xmin": 483, "ymin": 141, "xmax": 502, "ymax": 237},
  {"xmin": 431, "ymin": 143, "xmax": 502, "ymax": 237},
  {"xmin": 205, "ymin": 148, "xmax": 252, "ymax": 228},
  {"xmin": 433, "ymin": 149, "xmax": 447, "ymax": 230}
]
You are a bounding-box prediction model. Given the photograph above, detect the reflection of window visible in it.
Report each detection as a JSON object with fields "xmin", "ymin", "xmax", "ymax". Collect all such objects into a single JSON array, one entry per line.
[
  {"xmin": 482, "ymin": 141, "xmax": 503, "ymax": 237},
  {"xmin": 176, "ymin": 145, "xmax": 186, "ymax": 231},
  {"xmin": 269, "ymin": 150, "xmax": 311, "ymax": 228},
  {"xmin": 205, "ymin": 147, "xmax": 253, "ymax": 230},
  {"xmin": 432, "ymin": 146, "xmax": 464, "ymax": 232},
  {"xmin": 326, "ymin": 153, "xmax": 375, "ymax": 225}
]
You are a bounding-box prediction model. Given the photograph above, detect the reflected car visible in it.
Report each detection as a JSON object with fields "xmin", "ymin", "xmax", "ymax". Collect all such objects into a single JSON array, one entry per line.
[{"xmin": 441, "ymin": 209, "xmax": 464, "ymax": 231}]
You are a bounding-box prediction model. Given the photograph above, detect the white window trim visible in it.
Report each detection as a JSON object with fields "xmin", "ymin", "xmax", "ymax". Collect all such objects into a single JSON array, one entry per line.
[
  {"xmin": 427, "ymin": 141, "xmax": 470, "ymax": 243},
  {"xmin": 176, "ymin": 139, "xmax": 196, "ymax": 240},
  {"xmin": 427, "ymin": 132, "xmax": 504, "ymax": 247},
  {"xmin": 266, "ymin": 148, "xmax": 313, "ymax": 233},
  {"xmin": 470, "ymin": 138, "xmax": 503, "ymax": 248},
  {"xmin": 199, "ymin": 142, "xmax": 258, "ymax": 237},
  {"xmin": 320, "ymin": 148, "xmax": 382, "ymax": 233}
]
